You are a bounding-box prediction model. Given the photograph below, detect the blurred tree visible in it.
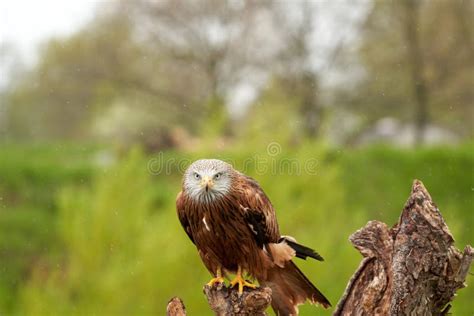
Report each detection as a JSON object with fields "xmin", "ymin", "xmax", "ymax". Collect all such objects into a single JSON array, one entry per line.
[
  {"xmin": 272, "ymin": 1, "xmax": 323, "ymax": 139},
  {"xmin": 334, "ymin": 0, "xmax": 474, "ymax": 144},
  {"xmin": 242, "ymin": 78, "xmax": 302, "ymax": 146},
  {"xmin": 3, "ymin": 4, "xmax": 204, "ymax": 146},
  {"xmin": 0, "ymin": 43, "xmax": 25, "ymax": 140},
  {"xmin": 128, "ymin": 0, "xmax": 280, "ymax": 137},
  {"xmin": 3, "ymin": 0, "xmax": 285, "ymax": 144},
  {"xmin": 4, "ymin": 9, "xmax": 142, "ymax": 140},
  {"xmin": 9, "ymin": 0, "xmax": 469, "ymax": 147},
  {"xmin": 246, "ymin": 1, "xmax": 360, "ymax": 143},
  {"xmin": 399, "ymin": 0, "xmax": 429, "ymax": 145},
  {"xmin": 2, "ymin": 0, "xmax": 368, "ymax": 146}
]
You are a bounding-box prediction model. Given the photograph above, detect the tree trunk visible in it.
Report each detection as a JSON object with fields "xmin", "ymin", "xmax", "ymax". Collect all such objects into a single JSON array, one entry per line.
[
  {"xmin": 400, "ymin": 0, "xmax": 430, "ymax": 146},
  {"xmin": 334, "ymin": 180, "xmax": 473, "ymax": 315},
  {"xmin": 167, "ymin": 180, "xmax": 473, "ymax": 316}
]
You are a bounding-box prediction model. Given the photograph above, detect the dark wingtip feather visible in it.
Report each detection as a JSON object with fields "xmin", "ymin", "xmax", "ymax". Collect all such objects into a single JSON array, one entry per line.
[
  {"xmin": 312, "ymin": 294, "xmax": 332, "ymax": 308},
  {"xmin": 281, "ymin": 238, "xmax": 324, "ymax": 261}
]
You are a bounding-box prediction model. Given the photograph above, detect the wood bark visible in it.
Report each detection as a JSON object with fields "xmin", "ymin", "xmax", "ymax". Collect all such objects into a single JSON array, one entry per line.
[
  {"xmin": 167, "ymin": 297, "xmax": 187, "ymax": 316},
  {"xmin": 334, "ymin": 180, "xmax": 473, "ymax": 315},
  {"xmin": 167, "ymin": 180, "xmax": 473, "ymax": 315},
  {"xmin": 203, "ymin": 283, "xmax": 272, "ymax": 316},
  {"xmin": 166, "ymin": 284, "xmax": 272, "ymax": 316}
]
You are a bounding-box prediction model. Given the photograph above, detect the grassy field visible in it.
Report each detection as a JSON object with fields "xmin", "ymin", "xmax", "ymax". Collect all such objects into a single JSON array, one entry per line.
[{"xmin": 0, "ymin": 143, "xmax": 472, "ymax": 315}]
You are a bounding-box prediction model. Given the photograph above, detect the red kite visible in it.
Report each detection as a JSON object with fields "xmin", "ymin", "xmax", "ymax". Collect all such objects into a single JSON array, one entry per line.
[{"xmin": 176, "ymin": 159, "xmax": 330, "ymax": 315}]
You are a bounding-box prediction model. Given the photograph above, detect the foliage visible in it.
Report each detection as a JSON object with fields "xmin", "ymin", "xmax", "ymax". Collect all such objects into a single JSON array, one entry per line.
[
  {"xmin": 0, "ymin": 144, "xmax": 471, "ymax": 315},
  {"xmin": 336, "ymin": 0, "xmax": 474, "ymax": 136},
  {"xmin": 5, "ymin": 10, "xmax": 141, "ymax": 140},
  {"xmin": 0, "ymin": 2, "xmax": 367, "ymax": 146},
  {"xmin": 0, "ymin": 143, "xmax": 97, "ymax": 310},
  {"xmin": 242, "ymin": 78, "xmax": 303, "ymax": 146}
]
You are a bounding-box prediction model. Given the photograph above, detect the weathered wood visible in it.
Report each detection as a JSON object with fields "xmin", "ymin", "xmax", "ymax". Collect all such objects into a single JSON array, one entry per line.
[
  {"xmin": 203, "ymin": 283, "xmax": 272, "ymax": 316},
  {"xmin": 167, "ymin": 297, "xmax": 187, "ymax": 316},
  {"xmin": 334, "ymin": 179, "xmax": 473, "ymax": 316},
  {"xmin": 166, "ymin": 284, "xmax": 272, "ymax": 316}
]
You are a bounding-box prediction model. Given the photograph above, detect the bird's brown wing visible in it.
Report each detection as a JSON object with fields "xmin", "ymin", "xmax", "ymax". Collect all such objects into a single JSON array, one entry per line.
[
  {"xmin": 176, "ymin": 191, "xmax": 195, "ymax": 244},
  {"xmin": 235, "ymin": 173, "xmax": 280, "ymax": 246},
  {"xmin": 236, "ymin": 174, "xmax": 332, "ymax": 313}
]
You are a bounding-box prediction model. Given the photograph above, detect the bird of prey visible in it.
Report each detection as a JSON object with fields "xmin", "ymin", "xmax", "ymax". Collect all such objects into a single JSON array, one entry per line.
[{"xmin": 176, "ymin": 159, "xmax": 331, "ymax": 315}]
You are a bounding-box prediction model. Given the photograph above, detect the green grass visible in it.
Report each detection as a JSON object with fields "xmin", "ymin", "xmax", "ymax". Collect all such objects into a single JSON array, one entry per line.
[
  {"xmin": 0, "ymin": 143, "xmax": 98, "ymax": 311},
  {"xmin": 339, "ymin": 145, "xmax": 473, "ymax": 244},
  {"xmin": 0, "ymin": 143, "xmax": 472, "ymax": 315}
]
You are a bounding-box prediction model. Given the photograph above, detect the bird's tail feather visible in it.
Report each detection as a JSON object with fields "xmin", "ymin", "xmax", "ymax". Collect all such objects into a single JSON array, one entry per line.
[{"xmin": 259, "ymin": 261, "xmax": 330, "ymax": 315}]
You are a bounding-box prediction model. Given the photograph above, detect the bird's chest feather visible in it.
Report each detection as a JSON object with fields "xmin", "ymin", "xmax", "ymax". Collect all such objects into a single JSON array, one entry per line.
[{"xmin": 188, "ymin": 201, "xmax": 255, "ymax": 264}]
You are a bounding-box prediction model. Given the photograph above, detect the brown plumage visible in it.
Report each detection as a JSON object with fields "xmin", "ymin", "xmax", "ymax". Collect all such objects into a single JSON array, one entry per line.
[{"xmin": 176, "ymin": 159, "xmax": 330, "ymax": 315}]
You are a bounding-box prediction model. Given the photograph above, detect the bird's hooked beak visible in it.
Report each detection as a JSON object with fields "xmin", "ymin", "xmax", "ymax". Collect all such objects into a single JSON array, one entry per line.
[{"xmin": 200, "ymin": 176, "xmax": 214, "ymax": 192}]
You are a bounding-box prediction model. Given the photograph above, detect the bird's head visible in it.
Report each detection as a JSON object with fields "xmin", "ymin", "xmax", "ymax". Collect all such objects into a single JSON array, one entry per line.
[{"xmin": 183, "ymin": 159, "xmax": 234, "ymax": 202}]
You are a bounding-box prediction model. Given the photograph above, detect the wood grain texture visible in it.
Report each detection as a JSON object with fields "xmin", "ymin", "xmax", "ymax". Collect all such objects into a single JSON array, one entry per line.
[
  {"xmin": 334, "ymin": 180, "xmax": 473, "ymax": 316},
  {"xmin": 203, "ymin": 283, "xmax": 272, "ymax": 316},
  {"xmin": 166, "ymin": 297, "xmax": 187, "ymax": 316}
]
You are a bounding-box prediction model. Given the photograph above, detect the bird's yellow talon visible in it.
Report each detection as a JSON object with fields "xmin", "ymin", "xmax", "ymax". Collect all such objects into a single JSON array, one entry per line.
[
  {"xmin": 207, "ymin": 267, "xmax": 224, "ymax": 286},
  {"xmin": 207, "ymin": 276, "xmax": 225, "ymax": 286},
  {"xmin": 229, "ymin": 266, "xmax": 258, "ymax": 295}
]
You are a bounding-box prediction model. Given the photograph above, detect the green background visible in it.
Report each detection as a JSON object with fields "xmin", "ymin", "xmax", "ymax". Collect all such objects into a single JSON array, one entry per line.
[{"xmin": 1, "ymin": 143, "xmax": 472, "ymax": 315}]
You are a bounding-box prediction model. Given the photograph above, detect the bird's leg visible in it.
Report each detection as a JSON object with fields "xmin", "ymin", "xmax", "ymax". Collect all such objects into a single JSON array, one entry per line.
[
  {"xmin": 229, "ymin": 265, "xmax": 257, "ymax": 295},
  {"xmin": 207, "ymin": 267, "xmax": 225, "ymax": 286}
]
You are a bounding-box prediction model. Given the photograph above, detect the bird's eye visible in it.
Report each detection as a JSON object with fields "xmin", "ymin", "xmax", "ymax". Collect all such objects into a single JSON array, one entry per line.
[
  {"xmin": 194, "ymin": 173, "xmax": 201, "ymax": 180},
  {"xmin": 214, "ymin": 173, "xmax": 221, "ymax": 180}
]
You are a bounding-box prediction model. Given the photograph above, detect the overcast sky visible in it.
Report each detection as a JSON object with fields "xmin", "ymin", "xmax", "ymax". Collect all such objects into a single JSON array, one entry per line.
[{"xmin": 1, "ymin": 0, "xmax": 98, "ymax": 61}]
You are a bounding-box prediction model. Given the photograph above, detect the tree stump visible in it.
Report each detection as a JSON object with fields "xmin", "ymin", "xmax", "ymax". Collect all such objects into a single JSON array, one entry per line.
[
  {"xmin": 203, "ymin": 283, "xmax": 272, "ymax": 316},
  {"xmin": 334, "ymin": 180, "xmax": 473, "ymax": 315},
  {"xmin": 167, "ymin": 284, "xmax": 272, "ymax": 316},
  {"xmin": 167, "ymin": 180, "xmax": 473, "ymax": 315},
  {"xmin": 167, "ymin": 297, "xmax": 187, "ymax": 316}
]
